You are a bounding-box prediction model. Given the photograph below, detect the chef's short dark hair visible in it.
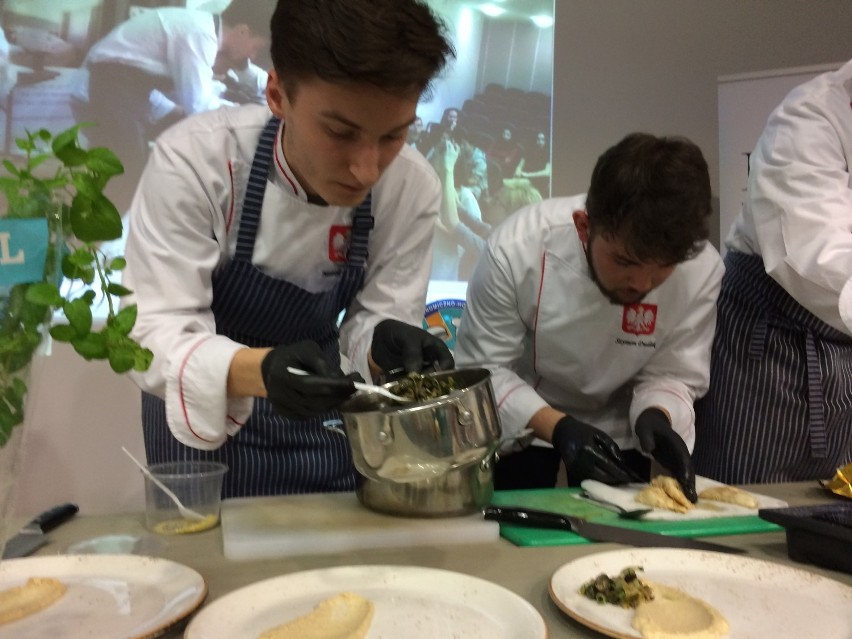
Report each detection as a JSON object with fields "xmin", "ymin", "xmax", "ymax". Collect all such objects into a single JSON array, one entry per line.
[
  {"xmin": 585, "ymin": 132, "xmax": 711, "ymax": 264},
  {"xmin": 221, "ymin": 0, "xmax": 275, "ymax": 36},
  {"xmin": 269, "ymin": 0, "xmax": 455, "ymax": 101}
]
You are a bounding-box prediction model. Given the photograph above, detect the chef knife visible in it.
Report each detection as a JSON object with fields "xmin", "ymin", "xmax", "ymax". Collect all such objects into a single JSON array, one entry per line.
[
  {"xmin": 2, "ymin": 503, "xmax": 79, "ymax": 559},
  {"xmin": 483, "ymin": 505, "xmax": 745, "ymax": 554}
]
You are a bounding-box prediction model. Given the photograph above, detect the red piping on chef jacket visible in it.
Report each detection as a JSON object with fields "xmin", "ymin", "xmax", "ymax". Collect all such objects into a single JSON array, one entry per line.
[
  {"xmin": 179, "ymin": 335, "xmax": 217, "ymax": 444},
  {"xmin": 531, "ymin": 250, "xmax": 547, "ymax": 375},
  {"xmin": 494, "ymin": 251, "xmax": 548, "ymax": 414},
  {"xmin": 273, "ymin": 126, "xmax": 298, "ymax": 196}
]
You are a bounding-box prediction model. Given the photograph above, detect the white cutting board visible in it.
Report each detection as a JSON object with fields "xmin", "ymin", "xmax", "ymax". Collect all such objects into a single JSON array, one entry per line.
[{"xmin": 221, "ymin": 492, "xmax": 500, "ymax": 560}]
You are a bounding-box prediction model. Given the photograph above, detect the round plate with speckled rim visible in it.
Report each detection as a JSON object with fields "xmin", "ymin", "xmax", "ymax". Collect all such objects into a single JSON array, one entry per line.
[
  {"xmin": 549, "ymin": 547, "xmax": 852, "ymax": 639},
  {"xmin": 186, "ymin": 565, "xmax": 546, "ymax": 639},
  {"xmin": 0, "ymin": 554, "xmax": 206, "ymax": 639}
]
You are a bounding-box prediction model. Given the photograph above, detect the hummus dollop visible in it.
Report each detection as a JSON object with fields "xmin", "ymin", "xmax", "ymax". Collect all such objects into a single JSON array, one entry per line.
[{"xmin": 631, "ymin": 582, "xmax": 728, "ymax": 639}]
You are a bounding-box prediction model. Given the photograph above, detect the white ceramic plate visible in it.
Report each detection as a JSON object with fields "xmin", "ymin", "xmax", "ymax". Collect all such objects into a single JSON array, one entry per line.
[
  {"xmin": 185, "ymin": 565, "xmax": 546, "ymax": 638},
  {"xmin": 549, "ymin": 548, "xmax": 852, "ymax": 639},
  {"xmin": 580, "ymin": 477, "xmax": 788, "ymax": 521},
  {"xmin": 0, "ymin": 554, "xmax": 207, "ymax": 639}
]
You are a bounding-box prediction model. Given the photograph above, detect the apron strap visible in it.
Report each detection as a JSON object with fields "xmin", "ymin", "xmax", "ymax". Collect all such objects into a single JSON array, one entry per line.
[
  {"xmin": 235, "ymin": 116, "xmax": 280, "ymax": 262},
  {"xmin": 804, "ymin": 330, "xmax": 828, "ymax": 458},
  {"xmin": 346, "ymin": 193, "xmax": 373, "ymax": 266}
]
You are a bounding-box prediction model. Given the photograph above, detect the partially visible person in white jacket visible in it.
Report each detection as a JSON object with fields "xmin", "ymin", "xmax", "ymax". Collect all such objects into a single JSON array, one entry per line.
[
  {"xmin": 455, "ymin": 133, "xmax": 724, "ymax": 499},
  {"xmin": 75, "ymin": 0, "xmax": 271, "ymax": 211},
  {"xmin": 694, "ymin": 59, "xmax": 852, "ymax": 484}
]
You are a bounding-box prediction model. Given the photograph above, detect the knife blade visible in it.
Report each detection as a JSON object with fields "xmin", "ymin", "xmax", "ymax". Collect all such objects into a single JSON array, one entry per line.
[
  {"xmin": 2, "ymin": 503, "xmax": 79, "ymax": 559},
  {"xmin": 483, "ymin": 505, "xmax": 745, "ymax": 554}
]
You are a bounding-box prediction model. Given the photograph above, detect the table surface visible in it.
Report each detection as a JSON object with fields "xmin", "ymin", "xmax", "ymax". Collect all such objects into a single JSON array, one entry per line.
[{"xmin": 6, "ymin": 482, "xmax": 851, "ymax": 638}]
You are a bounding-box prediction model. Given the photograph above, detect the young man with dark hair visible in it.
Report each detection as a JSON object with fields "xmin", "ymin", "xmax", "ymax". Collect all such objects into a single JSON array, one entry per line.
[
  {"xmin": 123, "ymin": 0, "xmax": 455, "ymax": 497},
  {"xmin": 455, "ymin": 133, "xmax": 723, "ymax": 498}
]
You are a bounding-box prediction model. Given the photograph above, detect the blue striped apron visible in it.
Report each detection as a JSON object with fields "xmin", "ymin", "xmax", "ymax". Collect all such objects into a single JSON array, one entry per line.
[
  {"xmin": 142, "ymin": 117, "xmax": 374, "ymax": 498},
  {"xmin": 693, "ymin": 251, "xmax": 852, "ymax": 483}
]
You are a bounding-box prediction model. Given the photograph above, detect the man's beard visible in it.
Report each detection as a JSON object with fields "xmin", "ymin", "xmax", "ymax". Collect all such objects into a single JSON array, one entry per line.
[{"xmin": 584, "ymin": 239, "xmax": 647, "ymax": 306}]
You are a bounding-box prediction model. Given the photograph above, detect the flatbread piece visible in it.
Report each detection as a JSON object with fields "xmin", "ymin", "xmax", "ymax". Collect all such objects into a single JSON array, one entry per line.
[
  {"xmin": 635, "ymin": 476, "xmax": 695, "ymax": 513},
  {"xmin": 259, "ymin": 591, "xmax": 374, "ymax": 639},
  {"xmin": 0, "ymin": 577, "xmax": 67, "ymax": 626},
  {"xmin": 699, "ymin": 485, "xmax": 758, "ymax": 509},
  {"xmin": 635, "ymin": 485, "xmax": 691, "ymax": 514}
]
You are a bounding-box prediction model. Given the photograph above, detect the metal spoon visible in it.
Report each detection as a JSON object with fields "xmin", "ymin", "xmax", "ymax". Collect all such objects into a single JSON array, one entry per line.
[
  {"xmin": 286, "ymin": 367, "xmax": 412, "ymax": 403},
  {"xmin": 121, "ymin": 447, "xmax": 207, "ymax": 521},
  {"xmin": 577, "ymin": 490, "xmax": 652, "ymax": 519}
]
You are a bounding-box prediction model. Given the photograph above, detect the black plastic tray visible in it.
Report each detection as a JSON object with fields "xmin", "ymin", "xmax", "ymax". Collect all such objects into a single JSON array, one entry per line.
[{"xmin": 758, "ymin": 502, "xmax": 852, "ymax": 574}]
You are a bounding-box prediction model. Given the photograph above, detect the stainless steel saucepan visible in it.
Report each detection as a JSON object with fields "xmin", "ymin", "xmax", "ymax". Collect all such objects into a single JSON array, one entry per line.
[{"xmin": 339, "ymin": 367, "xmax": 503, "ymax": 517}]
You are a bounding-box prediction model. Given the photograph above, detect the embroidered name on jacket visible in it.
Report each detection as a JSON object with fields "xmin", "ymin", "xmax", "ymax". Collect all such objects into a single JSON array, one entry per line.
[
  {"xmin": 328, "ymin": 225, "xmax": 352, "ymax": 263},
  {"xmin": 622, "ymin": 303, "xmax": 657, "ymax": 335}
]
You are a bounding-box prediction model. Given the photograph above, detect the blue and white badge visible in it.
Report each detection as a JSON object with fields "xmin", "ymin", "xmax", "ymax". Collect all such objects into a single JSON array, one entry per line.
[
  {"xmin": 423, "ymin": 298, "xmax": 466, "ymax": 353},
  {"xmin": 0, "ymin": 218, "xmax": 49, "ymax": 286}
]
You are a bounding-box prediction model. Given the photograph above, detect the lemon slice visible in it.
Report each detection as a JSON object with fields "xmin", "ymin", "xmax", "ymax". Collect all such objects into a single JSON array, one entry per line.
[{"xmin": 153, "ymin": 514, "xmax": 219, "ymax": 535}]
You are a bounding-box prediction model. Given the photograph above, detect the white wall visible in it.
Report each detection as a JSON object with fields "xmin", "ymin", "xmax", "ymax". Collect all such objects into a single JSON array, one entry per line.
[
  {"xmin": 552, "ymin": 0, "xmax": 852, "ymax": 247},
  {"xmin": 15, "ymin": 343, "xmax": 146, "ymax": 516}
]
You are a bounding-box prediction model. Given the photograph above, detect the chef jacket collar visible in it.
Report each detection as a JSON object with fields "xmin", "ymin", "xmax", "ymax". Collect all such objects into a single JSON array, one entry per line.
[{"xmin": 271, "ymin": 120, "xmax": 325, "ymax": 204}]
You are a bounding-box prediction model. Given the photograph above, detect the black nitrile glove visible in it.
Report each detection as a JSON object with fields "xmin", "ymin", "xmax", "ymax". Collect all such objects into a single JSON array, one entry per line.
[
  {"xmin": 261, "ymin": 340, "xmax": 360, "ymax": 418},
  {"xmin": 634, "ymin": 408, "xmax": 697, "ymax": 503},
  {"xmin": 370, "ymin": 319, "xmax": 454, "ymax": 374},
  {"xmin": 551, "ymin": 415, "xmax": 636, "ymax": 485}
]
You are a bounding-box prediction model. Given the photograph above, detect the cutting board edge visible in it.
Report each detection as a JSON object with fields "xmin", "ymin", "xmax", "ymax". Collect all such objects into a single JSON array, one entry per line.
[{"xmin": 222, "ymin": 522, "xmax": 501, "ymax": 561}]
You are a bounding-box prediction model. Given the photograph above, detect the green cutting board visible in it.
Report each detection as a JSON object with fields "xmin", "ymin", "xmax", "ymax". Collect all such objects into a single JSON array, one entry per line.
[{"xmin": 490, "ymin": 487, "xmax": 782, "ymax": 547}]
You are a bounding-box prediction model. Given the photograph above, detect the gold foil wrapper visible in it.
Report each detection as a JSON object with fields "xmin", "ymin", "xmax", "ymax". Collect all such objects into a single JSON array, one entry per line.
[{"xmin": 820, "ymin": 461, "xmax": 852, "ymax": 499}]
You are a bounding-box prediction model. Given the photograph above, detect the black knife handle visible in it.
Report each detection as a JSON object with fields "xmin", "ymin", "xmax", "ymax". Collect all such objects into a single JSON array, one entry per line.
[
  {"xmin": 29, "ymin": 503, "xmax": 79, "ymax": 532},
  {"xmin": 483, "ymin": 505, "xmax": 574, "ymax": 531}
]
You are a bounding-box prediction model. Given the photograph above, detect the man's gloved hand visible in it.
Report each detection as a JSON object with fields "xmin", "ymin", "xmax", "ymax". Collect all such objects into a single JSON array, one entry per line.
[
  {"xmin": 371, "ymin": 319, "xmax": 454, "ymax": 374},
  {"xmin": 551, "ymin": 415, "xmax": 637, "ymax": 485},
  {"xmin": 634, "ymin": 408, "xmax": 697, "ymax": 503},
  {"xmin": 261, "ymin": 340, "xmax": 360, "ymax": 418}
]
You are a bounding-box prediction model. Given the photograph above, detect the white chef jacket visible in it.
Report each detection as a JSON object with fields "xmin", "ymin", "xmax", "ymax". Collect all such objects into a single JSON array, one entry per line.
[
  {"xmin": 123, "ymin": 103, "xmax": 441, "ymax": 449},
  {"xmin": 454, "ymin": 195, "xmax": 724, "ymax": 451},
  {"xmin": 83, "ymin": 7, "xmax": 265, "ymax": 115},
  {"xmin": 725, "ymin": 58, "xmax": 852, "ymax": 336}
]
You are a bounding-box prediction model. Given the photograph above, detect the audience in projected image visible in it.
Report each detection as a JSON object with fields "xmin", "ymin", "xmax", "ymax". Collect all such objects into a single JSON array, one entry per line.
[
  {"xmin": 514, "ymin": 130, "xmax": 552, "ymax": 197},
  {"xmin": 423, "ymin": 106, "xmax": 463, "ymax": 160},
  {"xmin": 427, "ymin": 123, "xmax": 544, "ymax": 282},
  {"xmin": 421, "ymin": 96, "xmax": 557, "ymax": 283},
  {"xmin": 486, "ymin": 125, "xmax": 523, "ymax": 177},
  {"xmin": 407, "ymin": 115, "xmax": 426, "ymax": 152}
]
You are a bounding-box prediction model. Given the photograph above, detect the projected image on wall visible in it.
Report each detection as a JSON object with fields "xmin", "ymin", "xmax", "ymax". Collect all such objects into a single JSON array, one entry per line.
[{"xmin": 0, "ymin": 0, "xmax": 554, "ymax": 330}]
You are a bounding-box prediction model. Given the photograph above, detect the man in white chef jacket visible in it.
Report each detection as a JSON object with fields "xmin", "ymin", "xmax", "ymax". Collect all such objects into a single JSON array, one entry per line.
[
  {"xmin": 455, "ymin": 133, "xmax": 724, "ymax": 499},
  {"xmin": 122, "ymin": 0, "xmax": 455, "ymax": 498},
  {"xmin": 694, "ymin": 60, "xmax": 852, "ymax": 484},
  {"xmin": 76, "ymin": 0, "xmax": 271, "ymax": 211}
]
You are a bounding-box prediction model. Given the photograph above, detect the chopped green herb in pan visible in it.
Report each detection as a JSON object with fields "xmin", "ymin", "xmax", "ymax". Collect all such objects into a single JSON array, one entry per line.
[{"xmin": 391, "ymin": 372, "xmax": 458, "ymax": 402}]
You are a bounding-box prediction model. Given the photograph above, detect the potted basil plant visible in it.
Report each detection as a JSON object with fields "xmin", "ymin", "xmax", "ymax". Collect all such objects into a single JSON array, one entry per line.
[{"xmin": 0, "ymin": 124, "xmax": 153, "ymax": 447}]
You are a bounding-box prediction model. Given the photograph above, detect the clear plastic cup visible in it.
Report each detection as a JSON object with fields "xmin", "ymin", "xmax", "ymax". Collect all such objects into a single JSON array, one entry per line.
[{"xmin": 143, "ymin": 461, "xmax": 228, "ymax": 535}]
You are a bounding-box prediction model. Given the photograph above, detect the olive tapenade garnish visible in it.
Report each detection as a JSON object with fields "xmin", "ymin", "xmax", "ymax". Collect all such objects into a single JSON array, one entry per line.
[{"xmin": 578, "ymin": 566, "xmax": 654, "ymax": 608}]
